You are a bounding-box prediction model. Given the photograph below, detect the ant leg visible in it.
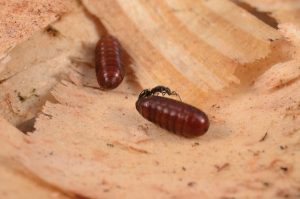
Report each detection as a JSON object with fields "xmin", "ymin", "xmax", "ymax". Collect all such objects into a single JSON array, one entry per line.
[{"xmin": 171, "ymin": 91, "xmax": 182, "ymax": 101}]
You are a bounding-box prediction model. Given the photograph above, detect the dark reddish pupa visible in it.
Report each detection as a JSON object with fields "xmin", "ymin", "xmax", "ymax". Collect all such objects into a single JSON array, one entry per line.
[
  {"xmin": 136, "ymin": 86, "xmax": 210, "ymax": 138},
  {"xmin": 95, "ymin": 35, "xmax": 124, "ymax": 89}
]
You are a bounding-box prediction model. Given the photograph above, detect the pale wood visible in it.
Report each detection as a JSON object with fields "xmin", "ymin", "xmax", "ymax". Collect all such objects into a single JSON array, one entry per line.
[
  {"xmin": 0, "ymin": 0, "xmax": 73, "ymax": 58},
  {"xmin": 0, "ymin": 4, "xmax": 137, "ymax": 126},
  {"xmin": 0, "ymin": 165, "xmax": 70, "ymax": 199},
  {"xmin": 6, "ymin": 72, "xmax": 300, "ymax": 198},
  {"xmin": 0, "ymin": 117, "xmax": 71, "ymax": 199},
  {"xmin": 0, "ymin": 0, "xmax": 299, "ymax": 199},
  {"xmin": 240, "ymin": 0, "xmax": 300, "ymax": 27},
  {"xmin": 82, "ymin": 0, "xmax": 281, "ymax": 101}
]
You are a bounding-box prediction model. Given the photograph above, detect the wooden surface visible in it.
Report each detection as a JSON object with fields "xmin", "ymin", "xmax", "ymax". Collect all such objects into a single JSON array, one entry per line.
[
  {"xmin": 0, "ymin": 0, "xmax": 300, "ymax": 198},
  {"xmin": 0, "ymin": 0, "xmax": 73, "ymax": 58},
  {"xmin": 83, "ymin": 0, "xmax": 280, "ymax": 99}
]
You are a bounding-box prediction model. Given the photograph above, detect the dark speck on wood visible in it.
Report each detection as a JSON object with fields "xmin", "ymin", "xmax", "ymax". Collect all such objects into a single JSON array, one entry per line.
[
  {"xmin": 187, "ymin": 182, "xmax": 196, "ymax": 187},
  {"xmin": 259, "ymin": 132, "xmax": 268, "ymax": 142}
]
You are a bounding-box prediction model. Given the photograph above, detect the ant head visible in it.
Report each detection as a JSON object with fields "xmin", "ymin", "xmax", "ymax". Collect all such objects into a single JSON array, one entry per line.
[{"xmin": 138, "ymin": 89, "xmax": 152, "ymax": 99}]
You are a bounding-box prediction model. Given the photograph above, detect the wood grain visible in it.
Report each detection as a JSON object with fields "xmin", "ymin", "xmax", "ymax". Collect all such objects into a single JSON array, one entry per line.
[
  {"xmin": 0, "ymin": 0, "xmax": 73, "ymax": 58},
  {"xmin": 0, "ymin": 0, "xmax": 299, "ymax": 198},
  {"xmin": 82, "ymin": 0, "xmax": 280, "ymax": 103}
]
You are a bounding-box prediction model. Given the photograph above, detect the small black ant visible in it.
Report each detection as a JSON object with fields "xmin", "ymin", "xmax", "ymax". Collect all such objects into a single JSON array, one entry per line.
[
  {"xmin": 136, "ymin": 86, "xmax": 209, "ymax": 137},
  {"xmin": 138, "ymin": 86, "xmax": 181, "ymax": 101}
]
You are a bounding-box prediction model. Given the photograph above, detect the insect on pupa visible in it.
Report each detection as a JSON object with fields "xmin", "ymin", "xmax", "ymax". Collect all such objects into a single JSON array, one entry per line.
[{"xmin": 136, "ymin": 86, "xmax": 210, "ymax": 138}]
